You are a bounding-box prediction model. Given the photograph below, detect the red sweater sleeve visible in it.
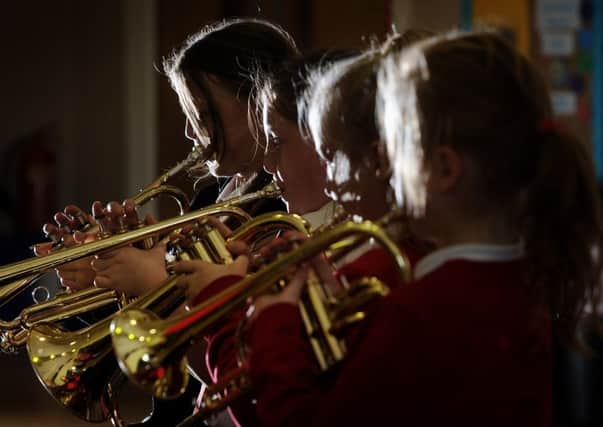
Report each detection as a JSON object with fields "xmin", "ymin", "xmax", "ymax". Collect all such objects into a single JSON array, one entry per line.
[
  {"xmin": 247, "ymin": 260, "xmax": 552, "ymax": 427},
  {"xmin": 247, "ymin": 296, "xmax": 422, "ymax": 427},
  {"xmin": 190, "ymin": 274, "xmax": 244, "ymax": 308},
  {"xmin": 188, "ymin": 274, "xmax": 245, "ymax": 384},
  {"xmin": 247, "ymin": 303, "xmax": 323, "ymax": 427},
  {"xmin": 190, "ymin": 274, "xmax": 261, "ymax": 425},
  {"xmin": 202, "ymin": 246, "xmax": 422, "ymax": 426}
]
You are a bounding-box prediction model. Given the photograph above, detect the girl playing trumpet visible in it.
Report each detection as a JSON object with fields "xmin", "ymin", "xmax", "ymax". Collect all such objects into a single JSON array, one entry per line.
[{"xmin": 246, "ymin": 31, "xmax": 603, "ymax": 426}]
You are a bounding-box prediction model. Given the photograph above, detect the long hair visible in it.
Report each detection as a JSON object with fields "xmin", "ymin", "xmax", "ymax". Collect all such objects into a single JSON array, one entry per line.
[
  {"xmin": 304, "ymin": 30, "xmax": 433, "ymax": 189},
  {"xmin": 250, "ymin": 49, "xmax": 359, "ymax": 151},
  {"xmin": 163, "ymin": 18, "xmax": 299, "ymax": 172},
  {"xmin": 377, "ymin": 31, "xmax": 603, "ymax": 344}
]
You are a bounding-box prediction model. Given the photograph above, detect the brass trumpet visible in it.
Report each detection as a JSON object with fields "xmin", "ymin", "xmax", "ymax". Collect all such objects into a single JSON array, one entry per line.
[
  {"xmin": 0, "ymin": 148, "xmax": 205, "ymax": 353},
  {"xmin": 0, "ymin": 180, "xmax": 280, "ymax": 352},
  {"xmin": 25, "ymin": 211, "xmax": 309, "ymax": 425},
  {"xmin": 109, "ymin": 219, "xmax": 411, "ymax": 415},
  {"xmin": 0, "ymin": 183, "xmax": 281, "ymax": 284}
]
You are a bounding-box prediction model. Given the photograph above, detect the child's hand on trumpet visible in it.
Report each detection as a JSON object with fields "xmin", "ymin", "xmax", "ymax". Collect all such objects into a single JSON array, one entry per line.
[
  {"xmin": 91, "ymin": 199, "xmax": 168, "ymax": 297},
  {"xmin": 34, "ymin": 204, "xmax": 97, "ymax": 291},
  {"xmin": 170, "ymin": 216, "xmax": 251, "ymax": 308},
  {"xmin": 251, "ymin": 231, "xmax": 342, "ymax": 319}
]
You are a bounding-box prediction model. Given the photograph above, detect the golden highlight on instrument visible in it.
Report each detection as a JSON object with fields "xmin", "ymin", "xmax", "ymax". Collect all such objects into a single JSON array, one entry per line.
[
  {"xmin": 24, "ymin": 209, "xmax": 306, "ymax": 425},
  {"xmin": 0, "ymin": 182, "xmax": 280, "ymax": 284},
  {"xmin": 0, "ymin": 148, "xmax": 206, "ymax": 354},
  {"xmin": 110, "ymin": 219, "xmax": 410, "ymax": 426}
]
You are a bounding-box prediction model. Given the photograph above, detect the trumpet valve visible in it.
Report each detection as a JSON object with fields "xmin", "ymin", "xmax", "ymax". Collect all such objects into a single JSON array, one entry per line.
[
  {"xmin": 133, "ymin": 221, "xmax": 155, "ymax": 250},
  {"xmin": 31, "ymin": 286, "xmax": 51, "ymax": 303}
]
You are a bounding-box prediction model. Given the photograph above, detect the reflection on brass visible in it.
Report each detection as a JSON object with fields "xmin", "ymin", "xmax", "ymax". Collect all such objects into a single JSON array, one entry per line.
[
  {"xmin": 25, "ymin": 209, "xmax": 305, "ymax": 424},
  {"xmin": 0, "ymin": 148, "xmax": 203, "ymax": 352},
  {"xmin": 111, "ymin": 218, "xmax": 410, "ymax": 427},
  {"xmin": 0, "ymin": 181, "xmax": 280, "ymax": 283},
  {"xmin": 0, "ymin": 178, "xmax": 280, "ymax": 354}
]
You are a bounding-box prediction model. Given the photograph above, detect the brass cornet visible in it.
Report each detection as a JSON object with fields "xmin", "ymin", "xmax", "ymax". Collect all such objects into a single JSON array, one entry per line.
[
  {"xmin": 0, "ymin": 181, "xmax": 279, "ymax": 352},
  {"xmin": 0, "ymin": 182, "xmax": 282, "ymax": 284},
  {"xmin": 0, "ymin": 148, "xmax": 205, "ymax": 353},
  {"xmin": 110, "ymin": 218, "xmax": 411, "ymax": 424},
  {"xmin": 26, "ymin": 210, "xmax": 309, "ymax": 425}
]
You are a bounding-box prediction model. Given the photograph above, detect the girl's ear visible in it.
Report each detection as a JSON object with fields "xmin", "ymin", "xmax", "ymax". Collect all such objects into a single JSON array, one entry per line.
[{"xmin": 427, "ymin": 146, "xmax": 463, "ymax": 193}]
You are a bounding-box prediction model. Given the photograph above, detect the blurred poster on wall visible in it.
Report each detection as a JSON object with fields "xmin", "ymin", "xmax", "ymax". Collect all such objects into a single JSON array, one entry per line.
[
  {"xmin": 536, "ymin": 0, "xmax": 580, "ymax": 29},
  {"xmin": 533, "ymin": 0, "xmax": 593, "ymax": 142}
]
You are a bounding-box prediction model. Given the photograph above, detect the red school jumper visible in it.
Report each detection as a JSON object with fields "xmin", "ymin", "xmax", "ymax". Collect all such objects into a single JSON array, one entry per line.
[
  {"xmin": 193, "ymin": 238, "xmax": 430, "ymax": 426},
  {"xmin": 247, "ymin": 243, "xmax": 552, "ymax": 427}
]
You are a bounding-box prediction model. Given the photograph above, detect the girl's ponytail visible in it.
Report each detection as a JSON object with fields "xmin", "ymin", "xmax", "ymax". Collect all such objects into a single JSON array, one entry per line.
[{"xmin": 520, "ymin": 123, "xmax": 603, "ymax": 345}]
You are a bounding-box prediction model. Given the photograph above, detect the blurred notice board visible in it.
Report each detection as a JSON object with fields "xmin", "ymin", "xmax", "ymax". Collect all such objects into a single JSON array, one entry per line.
[
  {"xmin": 534, "ymin": 0, "xmax": 592, "ymax": 132},
  {"xmin": 537, "ymin": 0, "xmax": 580, "ymax": 29}
]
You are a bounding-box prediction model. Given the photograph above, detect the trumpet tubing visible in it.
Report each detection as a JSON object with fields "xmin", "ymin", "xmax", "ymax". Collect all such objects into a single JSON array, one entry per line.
[
  {"xmin": 0, "ymin": 287, "xmax": 120, "ymax": 353},
  {"xmin": 27, "ymin": 272, "xmax": 189, "ymax": 422},
  {"xmin": 24, "ymin": 223, "xmax": 231, "ymax": 422},
  {"xmin": 110, "ymin": 219, "xmax": 410, "ymax": 401},
  {"xmin": 25, "ymin": 211, "xmax": 308, "ymax": 422},
  {"xmin": 0, "ymin": 182, "xmax": 280, "ymax": 284},
  {"xmin": 0, "ymin": 148, "xmax": 203, "ymax": 345},
  {"xmin": 129, "ymin": 146, "xmax": 204, "ymax": 213}
]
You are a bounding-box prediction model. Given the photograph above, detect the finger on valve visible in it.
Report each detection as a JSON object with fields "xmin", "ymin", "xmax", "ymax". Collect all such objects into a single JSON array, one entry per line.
[
  {"xmin": 64, "ymin": 204, "xmax": 95, "ymax": 230},
  {"xmin": 226, "ymin": 240, "xmax": 251, "ymax": 257},
  {"xmin": 251, "ymin": 264, "xmax": 309, "ymax": 319},
  {"xmin": 310, "ymin": 254, "xmax": 342, "ymax": 295},
  {"xmin": 204, "ymin": 215, "xmax": 233, "ymax": 238},
  {"xmin": 41, "ymin": 222, "xmax": 63, "ymax": 245},
  {"xmin": 73, "ymin": 229, "xmax": 98, "ymax": 244},
  {"xmin": 61, "ymin": 233, "xmax": 79, "ymax": 248},
  {"xmin": 54, "ymin": 211, "xmax": 78, "ymax": 234},
  {"xmin": 106, "ymin": 201, "xmax": 127, "ymax": 234},
  {"xmin": 122, "ymin": 199, "xmax": 141, "ymax": 228},
  {"xmin": 33, "ymin": 241, "xmax": 54, "ymax": 256},
  {"xmin": 257, "ymin": 237, "xmax": 297, "ymax": 262},
  {"xmin": 177, "ymin": 254, "xmax": 250, "ymax": 305},
  {"xmin": 92, "ymin": 201, "xmax": 110, "ymax": 237}
]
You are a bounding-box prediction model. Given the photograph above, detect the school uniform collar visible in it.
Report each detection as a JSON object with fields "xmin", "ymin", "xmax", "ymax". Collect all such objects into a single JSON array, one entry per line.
[
  {"xmin": 302, "ymin": 201, "xmax": 337, "ymax": 229},
  {"xmin": 414, "ymin": 242, "xmax": 524, "ymax": 280}
]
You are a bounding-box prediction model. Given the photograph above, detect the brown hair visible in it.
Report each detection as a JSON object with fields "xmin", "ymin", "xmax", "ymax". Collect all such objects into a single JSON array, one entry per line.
[
  {"xmin": 306, "ymin": 30, "xmax": 433, "ymax": 172},
  {"xmin": 378, "ymin": 31, "xmax": 603, "ymax": 344},
  {"xmin": 163, "ymin": 18, "xmax": 299, "ymax": 164},
  {"xmin": 251, "ymin": 48, "xmax": 359, "ymax": 148}
]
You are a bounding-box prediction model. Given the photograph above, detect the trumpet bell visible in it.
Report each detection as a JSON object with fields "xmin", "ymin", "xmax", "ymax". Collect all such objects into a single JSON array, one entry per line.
[
  {"xmin": 111, "ymin": 308, "xmax": 189, "ymax": 400},
  {"xmin": 26, "ymin": 270, "xmax": 188, "ymax": 423},
  {"xmin": 111, "ymin": 219, "xmax": 411, "ymax": 407},
  {"xmin": 27, "ymin": 319, "xmax": 119, "ymax": 422}
]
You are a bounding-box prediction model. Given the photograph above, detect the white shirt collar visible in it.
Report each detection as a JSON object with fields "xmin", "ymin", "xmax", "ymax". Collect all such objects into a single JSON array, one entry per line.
[
  {"xmin": 302, "ymin": 201, "xmax": 337, "ymax": 229},
  {"xmin": 414, "ymin": 242, "xmax": 524, "ymax": 280}
]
